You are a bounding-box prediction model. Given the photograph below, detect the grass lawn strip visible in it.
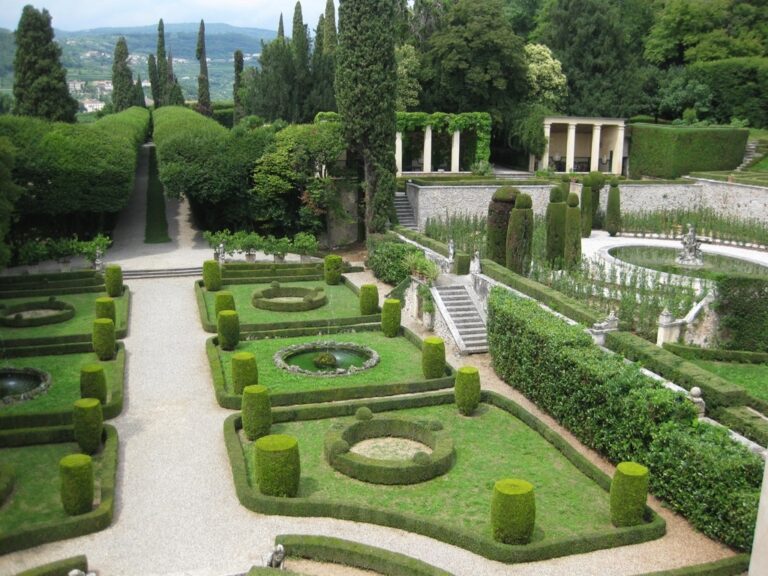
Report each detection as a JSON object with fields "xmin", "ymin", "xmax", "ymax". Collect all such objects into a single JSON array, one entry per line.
[{"xmin": 690, "ymin": 359, "xmax": 768, "ymax": 403}]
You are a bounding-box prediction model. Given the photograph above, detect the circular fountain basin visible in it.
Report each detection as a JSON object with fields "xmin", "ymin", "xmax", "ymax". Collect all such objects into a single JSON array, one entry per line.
[
  {"xmin": 608, "ymin": 246, "xmax": 768, "ymax": 279},
  {"xmin": 274, "ymin": 341, "xmax": 379, "ymax": 377},
  {"xmin": 0, "ymin": 367, "xmax": 51, "ymax": 404}
]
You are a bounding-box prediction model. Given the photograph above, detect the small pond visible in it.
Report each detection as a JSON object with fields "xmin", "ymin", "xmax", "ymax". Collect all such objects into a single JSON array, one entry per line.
[
  {"xmin": 609, "ymin": 246, "xmax": 768, "ymax": 279},
  {"xmin": 274, "ymin": 341, "xmax": 380, "ymax": 377},
  {"xmin": 0, "ymin": 367, "xmax": 51, "ymax": 404}
]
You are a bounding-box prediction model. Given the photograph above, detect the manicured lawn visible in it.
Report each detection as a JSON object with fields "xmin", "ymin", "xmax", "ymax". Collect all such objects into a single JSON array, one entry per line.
[
  {"xmin": 690, "ymin": 359, "xmax": 768, "ymax": 403},
  {"xmin": 0, "ymin": 291, "xmax": 129, "ymax": 340},
  {"xmin": 241, "ymin": 403, "xmax": 613, "ymax": 541}
]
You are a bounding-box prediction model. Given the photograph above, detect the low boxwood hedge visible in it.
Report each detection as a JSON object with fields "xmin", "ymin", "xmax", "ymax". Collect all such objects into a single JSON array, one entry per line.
[
  {"xmin": 0, "ymin": 299, "xmax": 75, "ymax": 328},
  {"xmin": 637, "ymin": 554, "xmax": 750, "ymax": 576},
  {"xmin": 0, "ymin": 270, "xmax": 105, "ymax": 299},
  {"xmin": 0, "ymin": 462, "xmax": 14, "ymax": 505},
  {"xmin": 663, "ymin": 342, "xmax": 768, "ymax": 364},
  {"xmin": 710, "ymin": 405, "xmax": 768, "ymax": 447},
  {"xmin": 13, "ymin": 555, "xmax": 89, "ymax": 576},
  {"xmin": 252, "ymin": 284, "xmax": 327, "ymax": 312}
]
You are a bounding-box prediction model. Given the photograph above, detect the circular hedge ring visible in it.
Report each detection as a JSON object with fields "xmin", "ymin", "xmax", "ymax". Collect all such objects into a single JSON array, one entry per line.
[
  {"xmin": 324, "ymin": 416, "xmax": 455, "ymax": 485},
  {"xmin": 0, "ymin": 367, "xmax": 52, "ymax": 405},
  {"xmin": 252, "ymin": 283, "xmax": 327, "ymax": 312},
  {"xmin": 274, "ymin": 341, "xmax": 380, "ymax": 377},
  {"xmin": 0, "ymin": 299, "xmax": 75, "ymax": 328}
]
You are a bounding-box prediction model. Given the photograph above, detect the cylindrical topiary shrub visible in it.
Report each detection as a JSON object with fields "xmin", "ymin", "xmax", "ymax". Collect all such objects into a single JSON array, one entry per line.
[
  {"xmin": 455, "ymin": 366, "xmax": 481, "ymax": 415},
  {"xmin": 580, "ymin": 178, "xmax": 593, "ymax": 238},
  {"xmin": 232, "ymin": 352, "xmax": 258, "ymax": 395},
  {"xmin": 254, "ymin": 433, "xmax": 300, "ymax": 497},
  {"xmin": 215, "ymin": 291, "xmax": 236, "ymax": 317},
  {"xmin": 73, "ymin": 398, "xmax": 103, "ymax": 454},
  {"xmin": 242, "ymin": 384, "xmax": 272, "ymax": 440},
  {"xmin": 80, "ymin": 363, "xmax": 107, "ymax": 404},
  {"xmin": 92, "ymin": 318, "xmax": 116, "ymax": 361},
  {"xmin": 359, "ymin": 284, "xmax": 379, "ymax": 315},
  {"xmin": 491, "ymin": 478, "xmax": 536, "ymax": 544},
  {"xmin": 564, "ymin": 193, "xmax": 582, "ymax": 269},
  {"xmin": 381, "ymin": 298, "xmax": 401, "ymax": 337},
  {"xmin": 606, "ymin": 180, "xmax": 621, "ymax": 237},
  {"xmin": 94, "ymin": 296, "xmax": 116, "ymax": 323},
  {"xmin": 588, "ymin": 171, "xmax": 606, "ymax": 226},
  {"xmin": 60, "ymin": 454, "xmax": 94, "ymax": 516},
  {"xmin": 422, "ymin": 336, "xmax": 446, "ymax": 379},
  {"xmin": 505, "ymin": 193, "xmax": 534, "ymax": 275},
  {"xmin": 324, "ymin": 254, "xmax": 343, "ymax": 285},
  {"xmin": 545, "ymin": 185, "xmax": 567, "ymax": 267},
  {"xmin": 203, "ymin": 260, "xmax": 222, "ymax": 292},
  {"xmin": 610, "ymin": 461, "xmax": 649, "ymax": 527},
  {"xmin": 104, "ymin": 264, "xmax": 123, "ymax": 297},
  {"xmin": 486, "ymin": 186, "xmax": 518, "ymax": 265},
  {"xmin": 217, "ymin": 310, "xmax": 240, "ymax": 351}
]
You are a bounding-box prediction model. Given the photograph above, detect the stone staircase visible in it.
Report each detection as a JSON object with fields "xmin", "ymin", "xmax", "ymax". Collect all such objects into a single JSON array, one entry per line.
[
  {"xmin": 434, "ymin": 284, "xmax": 488, "ymax": 354},
  {"xmin": 122, "ymin": 266, "xmax": 202, "ymax": 279},
  {"xmin": 736, "ymin": 140, "xmax": 762, "ymax": 171},
  {"xmin": 394, "ymin": 193, "xmax": 417, "ymax": 230}
]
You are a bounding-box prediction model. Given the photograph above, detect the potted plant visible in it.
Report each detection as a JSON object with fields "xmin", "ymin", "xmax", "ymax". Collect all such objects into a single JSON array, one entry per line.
[
  {"xmin": 293, "ymin": 232, "xmax": 319, "ymax": 263},
  {"xmin": 404, "ymin": 251, "xmax": 440, "ymax": 283},
  {"xmin": 236, "ymin": 231, "xmax": 264, "ymax": 263},
  {"xmin": 418, "ymin": 284, "xmax": 435, "ymax": 330},
  {"xmin": 264, "ymin": 235, "xmax": 293, "ymax": 263},
  {"xmin": 77, "ymin": 234, "xmax": 111, "ymax": 270},
  {"xmin": 203, "ymin": 229, "xmax": 233, "ymax": 260},
  {"xmin": 17, "ymin": 239, "xmax": 49, "ymax": 273}
]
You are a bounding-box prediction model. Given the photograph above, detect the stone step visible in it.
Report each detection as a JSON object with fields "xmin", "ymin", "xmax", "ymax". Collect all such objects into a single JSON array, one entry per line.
[{"xmin": 123, "ymin": 267, "xmax": 202, "ymax": 279}]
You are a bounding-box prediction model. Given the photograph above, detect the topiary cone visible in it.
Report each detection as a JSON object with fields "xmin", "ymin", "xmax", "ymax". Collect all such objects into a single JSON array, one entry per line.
[
  {"xmin": 255, "ymin": 433, "xmax": 300, "ymax": 497},
  {"xmin": 203, "ymin": 260, "xmax": 222, "ymax": 292},
  {"xmin": 95, "ymin": 296, "xmax": 116, "ymax": 323},
  {"xmin": 73, "ymin": 398, "xmax": 103, "ymax": 455},
  {"xmin": 359, "ymin": 284, "xmax": 379, "ymax": 315},
  {"xmin": 381, "ymin": 299, "xmax": 401, "ymax": 337},
  {"xmin": 324, "ymin": 254, "xmax": 343, "ymax": 285},
  {"xmin": 505, "ymin": 193, "xmax": 534, "ymax": 276},
  {"xmin": 232, "ymin": 352, "xmax": 258, "ymax": 394},
  {"xmin": 545, "ymin": 185, "xmax": 567, "ymax": 267},
  {"xmin": 80, "ymin": 363, "xmax": 107, "ymax": 404},
  {"xmin": 217, "ymin": 310, "xmax": 240, "ymax": 351},
  {"xmin": 455, "ymin": 366, "xmax": 481, "ymax": 415},
  {"xmin": 92, "ymin": 318, "xmax": 116, "ymax": 361},
  {"xmin": 422, "ymin": 336, "xmax": 446, "ymax": 379},
  {"xmin": 215, "ymin": 291, "xmax": 236, "ymax": 317},
  {"xmin": 564, "ymin": 193, "xmax": 582, "ymax": 269},
  {"xmin": 610, "ymin": 461, "xmax": 649, "ymax": 527},
  {"xmin": 486, "ymin": 186, "xmax": 518, "ymax": 265},
  {"xmin": 491, "ymin": 478, "xmax": 536, "ymax": 544},
  {"xmin": 606, "ymin": 182, "xmax": 621, "ymax": 237},
  {"xmin": 580, "ymin": 179, "xmax": 593, "ymax": 238},
  {"xmin": 60, "ymin": 454, "xmax": 94, "ymax": 516},
  {"xmin": 242, "ymin": 384, "xmax": 272, "ymax": 440},
  {"xmin": 104, "ymin": 264, "xmax": 123, "ymax": 297}
]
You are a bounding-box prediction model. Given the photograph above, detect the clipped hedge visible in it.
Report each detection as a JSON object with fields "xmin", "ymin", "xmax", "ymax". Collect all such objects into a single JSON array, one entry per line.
[
  {"xmin": 255, "ymin": 434, "xmax": 300, "ymax": 497},
  {"xmin": 217, "ymin": 310, "xmax": 240, "ymax": 351},
  {"xmin": 610, "ymin": 462, "xmax": 649, "ymax": 527},
  {"xmin": 606, "ymin": 182, "xmax": 621, "ymax": 237},
  {"xmin": 104, "ymin": 265, "xmax": 123, "ymax": 298},
  {"xmin": 392, "ymin": 226, "xmax": 471, "ymax": 275},
  {"xmin": 662, "ymin": 342, "xmax": 768, "ymax": 364},
  {"xmin": 13, "ymin": 556, "xmax": 89, "ymax": 576},
  {"xmin": 324, "ymin": 254, "xmax": 343, "ymax": 285},
  {"xmin": 215, "ymin": 291, "xmax": 236, "ymax": 317},
  {"xmin": 580, "ymin": 181, "xmax": 593, "ymax": 238},
  {"xmin": 0, "ymin": 299, "xmax": 75, "ymax": 328},
  {"xmin": 0, "ymin": 462, "xmax": 14, "ymax": 505},
  {"xmin": 564, "ymin": 193, "xmax": 581, "ymax": 268},
  {"xmin": 242, "ymin": 384, "xmax": 271, "ymax": 440},
  {"xmin": 80, "ymin": 363, "xmax": 107, "ymax": 405},
  {"xmin": 486, "ymin": 186, "xmax": 518, "ymax": 265},
  {"xmin": 382, "ymin": 298, "xmax": 401, "ymax": 337},
  {"xmin": 59, "ymin": 454, "xmax": 93, "ymax": 516},
  {"xmin": 422, "ymin": 336, "xmax": 445, "ymax": 379},
  {"xmin": 203, "ymin": 260, "xmax": 222, "ymax": 291},
  {"xmin": 92, "ymin": 318, "xmax": 116, "ymax": 361},
  {"xmin": 491, "ymin": 479, "xmax": 536, "ymax": 544},
  {"xmin": 716, "ymin": 275, "xmax": 768, "ymax": 352},
  {"xmin": 252, "ymin": 284, "xmax": 327, "ymax": 312},
  {"xmin": 455, "ymin": 366, "xmax": 481, "ymax": 416},
  {"xmin": 545, "ymin": 186, "xmax": 566, "ymax": 265},
  {"xmin": 94, "ymin": 296, "xmax": 115, "ymax": 323},
  {"xmin": 505, "ymin": 193, "xmax": 534, "ymax": 275},
  {"xmin": 359, "ymin": 284, "xmax": 379, "ymax": 316},
  {"xmin": 232, "ymin": 352, "xmax": 259, "ymax": 395},
  {"xmin": 73, "ymin": 398, "xmax": 103, "ymax": 455}
]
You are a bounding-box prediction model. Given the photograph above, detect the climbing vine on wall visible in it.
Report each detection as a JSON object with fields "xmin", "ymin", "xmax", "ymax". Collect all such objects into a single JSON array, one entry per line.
[{"xmin": 394, "ymin": 111, "xmax": 491, "ymax": 166}]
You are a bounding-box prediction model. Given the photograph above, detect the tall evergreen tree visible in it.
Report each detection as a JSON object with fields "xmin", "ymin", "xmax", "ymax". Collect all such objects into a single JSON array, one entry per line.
[
  {"xmin": 13, "ymin": 5, "xmax": 77, "ymax": 122},
  {"xmin": 336, "ymin": 0, "xmax": 397, "ymax": 233},
  {"xmin": 292, "ymin": 2, "xmax": 311, "ymax": 122},
  {"xmin": 111, "ymin": 36, "xmax": 134, "ymax": 112},
  {"xmin": 306, "ymin": 14, "xmax": 336, "ymax": 117},
  {"xmin": 277, "ymin": 14, "xmax": 285, "ymax": 39},
  {"xmin": 156, "ymin": 19, "xmax": 168, "ymax": 107},
  {"xmin": 196, "ymin": 20, "xmax": 212, "ymax": 116},
  {"xmin": 147, "ymin": 53, "xmax": 160, "ymax": 105},
  {"xmin": 253, "ymin": 33, "xmax": 294, "ymax": 121},
  {"xmin": 233, "ymin": 50, "xmax": 245, "ymax": 123},
  {"xmin": 164, "ymin": 52, "xmax": 185, "ymax": 106},
  {"xmin": 133, "ymin": 74, "xmax": 146, "ymax": 107},
  {"xmin": 323, "ymin": 0, "xmax": 337, "ymax": 52}
]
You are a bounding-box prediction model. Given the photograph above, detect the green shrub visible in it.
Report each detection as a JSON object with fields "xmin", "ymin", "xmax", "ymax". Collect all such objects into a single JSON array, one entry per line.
[
  {"xmin": 588, "ymin": 171, "xmax": 606, "ymax": 225},
  {"xmin": 606, "ymin": 181, "xmax": 621, "ymax": 237},
  {"xmin": 59, "ymin": 453, "xmax": 94, "ymax": 516},
  {"xmin": 217, "ymin": 310, "xmax": 240, "ymax": 351},
  {"xmin": 486, "ymin": 186, "xmax": 518, "ymax": 265},
  {"xmin": 324, "ymin": 254, "xmax": 343, "ymax": 285},
  {"xmin": 73, "ymin": 398, "xmax": 103, "ymax": 454},
  {"xmin": 610, "ymin": 462, "xmax": 649, "ymax": 527},
  {"xmin": 505, "ymin": 193, "xmax": 534, "ymax": 275},
  {"xmin": 422, "ymin": 336, "xmax": 446, "ymax": 379},
  {"xmin": 254, "ymin": 433, "xmax": 300, "ymax": 497},
  {"xmin": 203, "ymin": 260, "xmax": 222, "ymax": 291},
  {"xmin": 94, "ymin": 296, "xmax": 116, "ymax": 323},
  {"xmin": 455, "ymin": 366, "xmax": 481, "ymax": 415},
  {"xmin": 104, "ymin": 264, "xmax": 123, "ymax": 297},
  {"xmin": 80, "ymin": 363, "xmax": 107, "ymax": 404},
  {"xmin": 0, "ymin": 463, "xmax": 15, "ymax": 506},
  {"xmin": 564, "ymin": 193, "xmax": 581, "ymax": 268},
  {"xmin": 491, "ymin": 478, "xmax": 535, "ymax": 544},
  {"xmin": 215, "ymin": 291, "xmax": 236, "ymax": 317},
  {"xmin": 232, "ymin": 351, "xmax": 259, "ymax": 394},
  {"xmin": 355, "ymin": 406, "xmax": 374, "ymax": 421},
  {"xmin": 545, "ymin": 185, "xmax": 566, "ymax": 265},
  {"xmin": 92, "ymin": 318, "xmax": 116, "ymax": 360},
  {"xmin": 242, "ymin": 384, "xmax": 272, "ymax": 440},
  {"xmin": 359, "ymin": 284, "xmax": 379, "ymax": 315},
  {"xmin": 366, "ymin": 241, "xmax": 419, "ymax": 284},
  {"xmin": 580, "ymin": 178, "xmax": 593, "ymax": 238},
  {"xmin": 716, "ymin": 276, "xmax": 768, "ymax": 352},
  {"xmin": 382, "ymin": 299, "xmax": 401, "ymax": 337},
  {"xmin": 453, "ymin": 252, "xmax": 470, "ymax": 275}
]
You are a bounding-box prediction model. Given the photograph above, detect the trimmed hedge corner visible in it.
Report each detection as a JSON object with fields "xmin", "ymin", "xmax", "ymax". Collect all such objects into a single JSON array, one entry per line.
[
  {"xmin": 324, "ymin": 254, "xmax": 343, "ymax": 285},
  {"xmin": 94, "ymin": 296, "xmax": 116, "ymax": 323},
  {"xmin": 243, "ymin": 384, "xmax": 272, "ymax": 440},
  {"xmin": 491, "ymin": 478, "xmax": 536, "ymax": 544},
  {"xmin": 13, "ymin": 556, "xmax": 89, "ymax": 576},
  {"xmin": 382, "ymin": 299, "xmax": 401, "ymax": 337},
  {"xmin": 92, "ymin": 318, "xmax": 116, "ymax": 361},
  {"xmin": 203, "ymin": 260, "xmax": 222, "ymax": 291},
  {"xmin": 217, "ymin": 310, "xmax": 240, "ymax": 351},
  {"xmin": 232, "ymin": 352, "xmax": 259, "ymax": 394},
  {"xmin": 104, "ymin": 264, "xmax": 123, "ymax": 297},
  {"xmin": 455, "ymin": 366, "xmax": 481, "ymax": 416},
  {"xmin": 422, "ymin": 336, "xmax": 445, "ymax": 379},
  {"xmin": 80, "ymin": 363, "xmax": 107, "ymax": 404},
  {"xmin": 255, "ymin": 433, "xmax": 300, "ymax": 497},
  {"xmin": 359, "ymin": 284, "xmax": 379, "ymax": 316},
  {"xmin": 73, "ymin": 398, "xmax": 103, "ymax": 455},
  {"xmin": 59, "ymin": 454, "xmax": 94, "ymax": 516},
  {"xmin": 610, "ymin": 462, "xmax": 649, "ymax": 527}
]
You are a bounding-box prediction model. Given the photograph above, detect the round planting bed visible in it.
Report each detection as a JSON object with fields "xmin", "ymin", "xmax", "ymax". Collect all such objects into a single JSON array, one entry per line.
[
  {"xmin": 0, "ymin": 367, "xmax": 52, "ymax": 405},
  {"xmin": 274, "ymin": 341, "xmax": 380, "ymax": 377},
  {"xmin": 252, "ymin": 282, "xmax": 327, "ymax": 312},
  {"xmin": 0, "ymin": 299, "xmax": 75, "ymax": 328},
  {"xmin": 323, "ymin": 416, "xmax": 455, "ymax": 485}
]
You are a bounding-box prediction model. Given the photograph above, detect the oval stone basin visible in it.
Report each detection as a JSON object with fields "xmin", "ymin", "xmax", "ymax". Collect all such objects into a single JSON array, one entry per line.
[
  {"xmin": 0, "ymin": 367, "xmax": 51, "ymax": 403},
  {"xmin": 285, "ymin": 348, "xmax": 369, "ymax": 372}
]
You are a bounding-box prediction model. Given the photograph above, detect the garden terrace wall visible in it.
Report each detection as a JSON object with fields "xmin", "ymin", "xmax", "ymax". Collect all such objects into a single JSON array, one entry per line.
[{"xmin": 225, "ymin": 390, "xmax": 664, "ymax": 563}]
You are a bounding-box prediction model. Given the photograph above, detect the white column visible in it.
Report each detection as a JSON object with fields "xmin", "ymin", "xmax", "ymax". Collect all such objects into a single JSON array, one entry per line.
[
  {"xmin": 528, "ymin": 154, "xmax": 536, "ymax": 172},
  {"xmin": 541, "ymin": 122, "xmax": 552, "ymax": 169},
  {"xmin": 565, "ymin": 123, "xmax": 577, "ymax": 173},
  {"xmin": 750, "ymin": 460, "xmax": 768, "ymax": 575},
  {"xmin": 612, "ymin": 123, "xmax": 625, "ymax": 175},
  {"xmin": 423, "ymin": 126, "xmax": 432, "ymax": 173},
  {"xmin": 395, "ymin": 132, "xmax": 403, "ymax": 176},
  {"xmin": 451, "ymin": 130, "xmax": 461, "ymax": 172},
  {"xmin": 590, "ymin": 124, "xmax": 602, "ymax": 172}
]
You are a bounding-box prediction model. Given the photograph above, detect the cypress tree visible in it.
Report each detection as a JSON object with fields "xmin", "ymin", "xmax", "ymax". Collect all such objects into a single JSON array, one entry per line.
[
  {"xmin": 147, "ymin": 54, "xmax": 160, "ymax": 106},
  {"xmin": 111, "ymin": 37, "xmax": 134, "ymax": 112},
  {"xmin": 486, "ymin": 186, "xmax": 517, "ymax": 265},
  {"xmin": 277, "ymin": 14, "xmax": 285, "ymax": 38},
  {"xmin": 336, "ymin": 0, "xmax": 397, "ymax": 233},
  {"xmin": 133, "ymin": 75, "xmax": 146, "ymax": 107},
  {"xmin": 292, "ymin": 2, "xmax": 311, "ymax": 122},
  {"xmin": 233, "ymin": 50, "xmax": 244, "ymax": 123},
  {"xmin": 163, "ymin": 52, "xmax": 184, "ymax": 105},
  {"xmin": 13, "ymin": 5, "xmax": 78, "ymax": 122},
  {"xmin": 505, "ymin": 193, "xmax": 534, "ymax": 276},
  {"xmin": 606, "ymin": 179, "xmax": 621, "ymax": 237},
  {"xmin": 580, "ymin": 176, "xmax": 593, "ymax": 238},
  {"xmin": 564, "ymin": 192, "xmax": 582, "ymax": 268},
  {"xmin": 156, "ymin": 19, "xmax": 168, "ymax": 107},
  {"xmin": 196, "ymin": 20, "xmax": 212, "ymax": 116},
  {"xmin": 324, "ymin": 0, "xmax": 337, "ymax": 51},
  {"xmin": 545, "ymin": 184, "xmax": 567, "ymax": 266}
]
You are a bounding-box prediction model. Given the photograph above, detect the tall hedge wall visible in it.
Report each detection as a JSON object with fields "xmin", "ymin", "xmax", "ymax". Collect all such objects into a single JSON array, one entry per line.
[
  {"xmin": 487, "ymin": 287, "xmax": 762, "ymax": 550},
  {"xmin": 628, "ymin": 124, "xmax": 748, "ymax": 179},
  {"xmin": 716, "ymin": 275, "xmax": 768, "ymax": 352}
]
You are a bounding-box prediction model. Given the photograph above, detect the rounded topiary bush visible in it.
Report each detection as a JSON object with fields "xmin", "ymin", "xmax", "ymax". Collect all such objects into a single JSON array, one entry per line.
[
  {"xmin": 94, "ymin": 296, "xmax": 116, "ymax": 323},
  {"xmin": 92, "ymin": 318, "xmax": 116, "ymax": 361},
  {"xmin": 359, "ymin": 284, "xmax": 379, "ymax": 315},
  {"xmin": 73, "ymin": 398, "xmax": 103, "ymax": 454},
  {"xmin": 203, "ymin": 260, "xmax": 222, "ymax": 292},
  {"xmin": 217, "ymin": 310, "xmax": 240, "ymax": 351},
  {"xmin": 564, "ymin": 193, "xmax": 582, "ymax": 269},
  {"xmin": 232, "ymin": 352, "xmax": 258, "ymax": 395},
  {"xmin": 505, "ymin": 193, "xmax": 534, "ymax": 276},
  {"xmin": 491, "ymin": 478, "xmax": 536, "ymax": 544},
  {"xmin": 104, "ymin": 264, "xmax": 123, "ymax": 297},
  {"xmin": 60, "ymin": 453, "xmax": 94, "ymax": 516},
  {"xmin": 215, "ymin": 291, "xmax": 236, "ymax": 317},
  {"xmin": 610, "ymin": 461, "xmax": 649, "ymax": 527},
  {"xmin": 422, "ymin": 336, "xmax": 446, "ymax": 379},
  {"xmin": 324, "ymin": 254, "xmax": 343, "ymax": 285},
  {"xmin": 606, "ymin": 181, "xmax": 621, "ymax": 237},
  {"xmin": 355, "ymin": 406, "xmax": 374, "ymax": 421},
  {"xmin": 455, "ymin": 366, "xmax": 481, "ymax": 416},
  {"xmin": 254, "ymin": 434, "xmax": 300, "ymax": 497},
  {"xmin": 486, "ymin": 186, "xmax": 518, "ymax": 265},
  {"xmin": 381, "ymin": 298, "xmax": 401, "ymax": 337},
  {"xmin": 80, "ymin": 363, "xmax": 107, "ymax": 404},
  {"xmin": 242, "ymin": 384, "xmax": 272, "ymax": 440}
]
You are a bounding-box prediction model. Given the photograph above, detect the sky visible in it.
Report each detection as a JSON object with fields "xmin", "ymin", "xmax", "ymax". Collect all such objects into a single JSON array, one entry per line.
[{"xmin": 0, "ymin": 0, "xmax": 329, "ymax": 32}]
